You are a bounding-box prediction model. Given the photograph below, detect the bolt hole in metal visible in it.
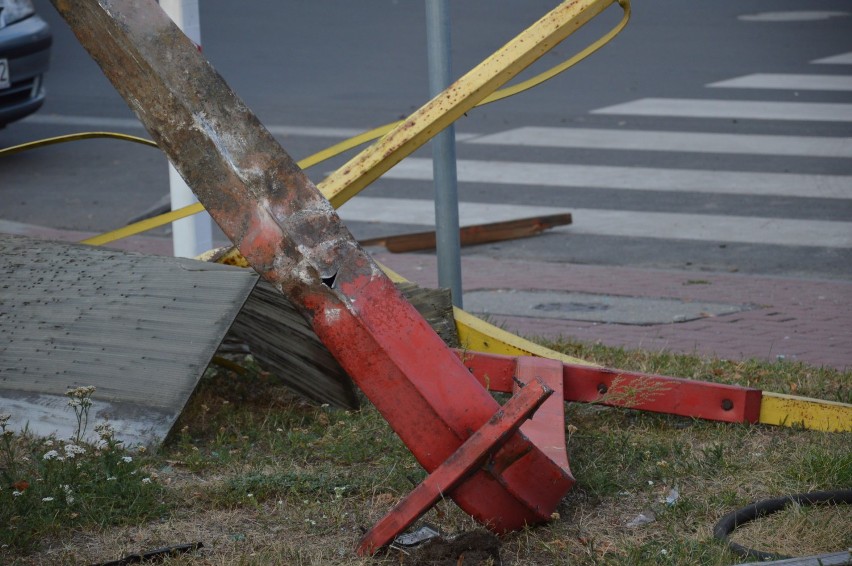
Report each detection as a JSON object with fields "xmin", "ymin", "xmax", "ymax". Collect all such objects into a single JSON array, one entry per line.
[
  {"xmin": 721, "ymin": 399, "xmax": 734, "ymax": 411},
  {"xmin": 597, "ymin": 383, "xmax": 608, "ymax": 394},
  {"xmin": 321, "ymin": 271, "xmax": 338, "ymax": 289}
]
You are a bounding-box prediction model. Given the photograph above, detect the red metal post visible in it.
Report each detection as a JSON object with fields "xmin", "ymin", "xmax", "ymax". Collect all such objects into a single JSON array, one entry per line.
[{"xmin": 52, "ymin": 0, "xmax": 573, "ymax": 535}]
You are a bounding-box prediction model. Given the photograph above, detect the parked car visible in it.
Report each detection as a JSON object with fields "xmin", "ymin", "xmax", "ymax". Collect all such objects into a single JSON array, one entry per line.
[{"xmin": 0, "ymin": 0, "xmax": 51, "ymax": 128}]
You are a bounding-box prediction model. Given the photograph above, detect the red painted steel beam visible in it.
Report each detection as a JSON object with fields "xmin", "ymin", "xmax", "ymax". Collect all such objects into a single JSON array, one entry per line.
[
  {"xmin": 358, "ymin": 378, "xmax": 553, "ymax": 556},
  {"xmin": 513, "ymin": 357, "xmax": 570, "ymax": 471},
  {"xmin": 561, "ymin": 363, "xmax": 762, "ymax": 424},
  {"xmin": 456, "ymin": 350, "xmax": 762, "ymax": 424},
  {"xmin": 51, "ymin": 0, "xmax": 573, "ymax": 533}
]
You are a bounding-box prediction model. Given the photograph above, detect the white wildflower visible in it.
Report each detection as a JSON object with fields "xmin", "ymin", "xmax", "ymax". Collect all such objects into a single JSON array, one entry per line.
[
  {"xmin": 107, "ymin": 476, "xmax": 117, "ymax": 481},
  {"xmin": 121, "ymin": 456, "xmax": 133, "ymax": 463},
  {"xmin": 42, "ymin": 497, "xmax": 55, "ymax": 502},
  {"xmin": 141, "ymin": 477, "xmax": 152, "ymax": 484},
  {"xmin": 62, "ymin": 485, "xmax": 74, "ymax": 505},
  {"xmin": 94, "ymin": 422, "xmax": 115, "ymax": 440},
  {"xmin": 43, "ymin": 450, "xmax": 60, "ymax": 461},
  {"xmin": 64, "ymin": 444, "xmax": 86, "ymax": 458},
  {"xmin": 12, "ymin": 491, "xmax": 23, "ymax": 497}
]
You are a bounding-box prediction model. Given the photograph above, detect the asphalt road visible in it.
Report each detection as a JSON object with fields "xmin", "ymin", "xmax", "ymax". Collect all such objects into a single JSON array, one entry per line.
[{"xmin": 2, "ymin": 0, "xmax": 851, "ymax": 278}]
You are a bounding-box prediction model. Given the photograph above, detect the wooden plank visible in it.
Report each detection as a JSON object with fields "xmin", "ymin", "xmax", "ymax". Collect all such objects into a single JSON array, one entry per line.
[
  {"xmin": 227, "ymin": 281, "xmax": 359, "ymax": 409},
  {"xmin": 359, "ymin": 213, "xmax": 572, "ymax": 253},
  {"xmin": 227, "ymin": 281, "xmax": 458, "ymax": 410}
]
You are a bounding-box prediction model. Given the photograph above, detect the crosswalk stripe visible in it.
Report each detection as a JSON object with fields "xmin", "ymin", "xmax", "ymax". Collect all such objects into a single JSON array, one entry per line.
[
  {"xmin": 591, "ymin": 98, "xmax": 852, "ymax": 122},
  {"xmin": 467, "ymin": 127, "xmax": 852, "ymax": 158},
  {"xmin": 23, "ymin": 114, "xmax": 368, "ymax": 139},
  {"xmin": 20, "ymin": 113, "xmax": 481, "ymax": 142},
  {"xmin": 378, "ymin": 157, "xmax": 852, "ymax": 200},
  {"xmin": 738, "ymin": 11, "xmax": 849, "ymax": 22},
  {"xmin": 340, "ymin": 197, "xmax": 852, "ymax": 248},
  {"xmin": 812, "ymin": 52, "xmax": 852, "ymax": 65},
  {"xmin": 707, "ymin": 73, "xmax": 852, "ymax": 91}
]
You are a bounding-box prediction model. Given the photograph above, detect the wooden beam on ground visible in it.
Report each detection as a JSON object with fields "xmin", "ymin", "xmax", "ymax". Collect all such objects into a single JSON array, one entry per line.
[{"xmin": 359, "ymin": 213, "xmax": 572, "ymax": 253}]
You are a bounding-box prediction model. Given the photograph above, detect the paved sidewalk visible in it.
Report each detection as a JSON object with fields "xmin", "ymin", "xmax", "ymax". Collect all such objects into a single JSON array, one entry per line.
[
  {"xmin": 373, "ymin": 253, "xmax": 852, "ymax": 371},
  {"xmin": 4, "ymin": 220, "xmax": 850, "ymax": 371}
]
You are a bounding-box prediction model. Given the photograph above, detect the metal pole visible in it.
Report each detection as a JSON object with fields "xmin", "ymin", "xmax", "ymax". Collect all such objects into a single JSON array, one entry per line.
[
  {"xmin": 425, "ymin": 0, "xmax": 463, "ymax": 307},
  {"xmin": 159, "ymin": 0, "xmax": 213, "ymax": 258}
]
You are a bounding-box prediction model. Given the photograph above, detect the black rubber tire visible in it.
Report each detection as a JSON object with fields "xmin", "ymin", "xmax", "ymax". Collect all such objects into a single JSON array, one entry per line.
[{"xmin": 712, "ymin": 489, "xmax": 852, "ymax": 561}]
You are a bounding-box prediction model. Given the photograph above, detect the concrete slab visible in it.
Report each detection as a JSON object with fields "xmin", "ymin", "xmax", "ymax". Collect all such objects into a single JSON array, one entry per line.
[{"xmin": 0, "ymin": 235, "xmax": 258, "ymax": 447}]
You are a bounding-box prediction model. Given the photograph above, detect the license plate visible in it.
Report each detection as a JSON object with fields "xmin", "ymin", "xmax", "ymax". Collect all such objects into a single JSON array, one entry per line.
[{"xmin": 0, "ymin": 59, "xmax": 9, "ymax": 90}]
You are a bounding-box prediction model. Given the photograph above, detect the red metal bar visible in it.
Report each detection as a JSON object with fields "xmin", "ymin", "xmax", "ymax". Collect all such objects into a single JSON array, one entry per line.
[
  {"xmin": 53, "ymin": 0, "xmax": 573, "ymax": 535},
  {"xmin": 455, "ymin": 350, "xmax": 762, "ymax": 424},
  {"xmin": 357, "ymin": 378, "xmax": 553, "ymax": 556},
  {"xmin": 514, "ymin": 357, "xmax": 570, "ymax": 471},
  {"xmin": 562, "ymin": 363, "xmax": 762, "ymax": 424}
]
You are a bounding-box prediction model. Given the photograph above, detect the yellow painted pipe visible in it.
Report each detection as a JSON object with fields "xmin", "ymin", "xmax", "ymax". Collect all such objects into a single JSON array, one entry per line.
[{"xmin": 318, "ymin": 0, "xmax": 616, "ymax": 208}]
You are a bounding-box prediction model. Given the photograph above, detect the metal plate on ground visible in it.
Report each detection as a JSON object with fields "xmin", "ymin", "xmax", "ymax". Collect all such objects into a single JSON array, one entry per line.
[
  {"xmin": 0, "ymin": 235, "xmax": 258, "ymax": 447},
  {"xmin": 463, "ymin": 289, "xmax": 751, "ymax": 325}
]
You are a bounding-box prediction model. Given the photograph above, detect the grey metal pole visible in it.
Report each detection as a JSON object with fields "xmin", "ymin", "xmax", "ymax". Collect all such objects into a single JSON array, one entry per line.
[{"xmin": 425, "ymin": 0, "xmax": 463, "ymax": 308}]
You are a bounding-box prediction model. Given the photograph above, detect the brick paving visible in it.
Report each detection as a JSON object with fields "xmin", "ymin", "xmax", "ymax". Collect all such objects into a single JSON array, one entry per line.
[
  {"xmin": 373, "ymin": 253, "xmax": 852, "ymax": 371},
  {"xmin": 4, "ymin": 221, "xmax": 850, "ymax": 371}
]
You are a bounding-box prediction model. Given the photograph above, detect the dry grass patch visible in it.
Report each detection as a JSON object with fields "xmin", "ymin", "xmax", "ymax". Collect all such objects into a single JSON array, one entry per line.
[{"xmin": 3, "ymin": 343, "xmax": 850, "ymax": 565}]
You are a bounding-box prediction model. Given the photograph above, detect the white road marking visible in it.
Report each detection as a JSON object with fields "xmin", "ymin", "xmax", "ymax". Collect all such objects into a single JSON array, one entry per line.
[
  {"xmin": 378, "ymin": 157, "xmax": 852, "ymax": 200},
  {"xmin": 738, "ymin": 11, "xmax": 849, "ymax": 22},
  {"xmin": 812, "ymin": 52, "xmax": 852, "ymax": 65},
  {"xmin": 20, "ymin": 113, "xmax": 478, "ymax": 140},
  {"xmin": 23, "ymin": 114, "xmax": 368, "ymax": 138},
  {"xmin": 469, "ymin": 127, "xmax": 852, "ymax": 158},
  {"xmin": 591, "ymin": 98, "xmax": 852, "ymax": 122},
  {"xmin": 340, "ymin": 197, "xmax": 852, "ymax": 248},
  {"xmin": 22, "ymin": 114, "xmax": 146, "ymax": 130},
  {"xmin": 708, "ymin": 73, "xmax": 852, "ymax": 91}
]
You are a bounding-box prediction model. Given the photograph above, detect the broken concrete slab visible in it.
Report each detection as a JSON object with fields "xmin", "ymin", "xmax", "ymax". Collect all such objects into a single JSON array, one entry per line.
[{"xmin": 0, "ymin": 234, "xmax": 258, "ymax": 447}]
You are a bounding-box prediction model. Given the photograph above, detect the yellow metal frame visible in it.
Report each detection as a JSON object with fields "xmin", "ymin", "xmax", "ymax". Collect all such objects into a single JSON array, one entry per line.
[
  {"xmin": 760, "ymin": 392, "xmax": 851, "ymax": 433},
  {"xmin": 319, "ymin": 0, "xmax": 619, "ymax": 208}
]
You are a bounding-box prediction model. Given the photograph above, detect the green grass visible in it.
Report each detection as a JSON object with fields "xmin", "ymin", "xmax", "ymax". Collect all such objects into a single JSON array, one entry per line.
[
  {"xmin": 0, "ymin": 404, "xmax": 166, "ymax": 552},
  {"xmin": 1, "ymin": 340, "xmax": 849, "ymax": 565}
]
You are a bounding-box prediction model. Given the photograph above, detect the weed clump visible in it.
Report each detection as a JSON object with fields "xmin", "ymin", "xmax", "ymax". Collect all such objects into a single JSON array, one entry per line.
[{"xmin": 0, "ymin": 387, "xmax": 166, "ymax": 552}]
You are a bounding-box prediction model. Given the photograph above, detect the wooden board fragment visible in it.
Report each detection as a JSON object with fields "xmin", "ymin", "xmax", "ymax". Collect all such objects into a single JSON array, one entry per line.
[
  {"xmin": 226, "ymin": 281, "xmax": 459, "ymax": 410},
  {"xmin": 359, "ymin": 214, "xmax": 573, "ymax": 253}
]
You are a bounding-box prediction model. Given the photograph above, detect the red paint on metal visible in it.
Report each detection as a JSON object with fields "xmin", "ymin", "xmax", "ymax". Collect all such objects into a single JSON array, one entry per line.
[
  {"xmin": 514, "ymin": 357, "xmax": 570, "ymax": 471},
  {"xmin": 455, "ymin": 350, "xmax": 762, "ymax": 424},
  {"xmin": 308, "ymin": 274, "xmax": 574, "ymax": 532},
  {"xmin": 357, "ymin": 378, "xmax": 554, "ymax": 556},
  {"xmin": 50, "ymin": 0, "xmax": 576, "ymax": 537},
  {"xmin": 561, "ymin": 364, "xmax": 762, "ymax": 424}
]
